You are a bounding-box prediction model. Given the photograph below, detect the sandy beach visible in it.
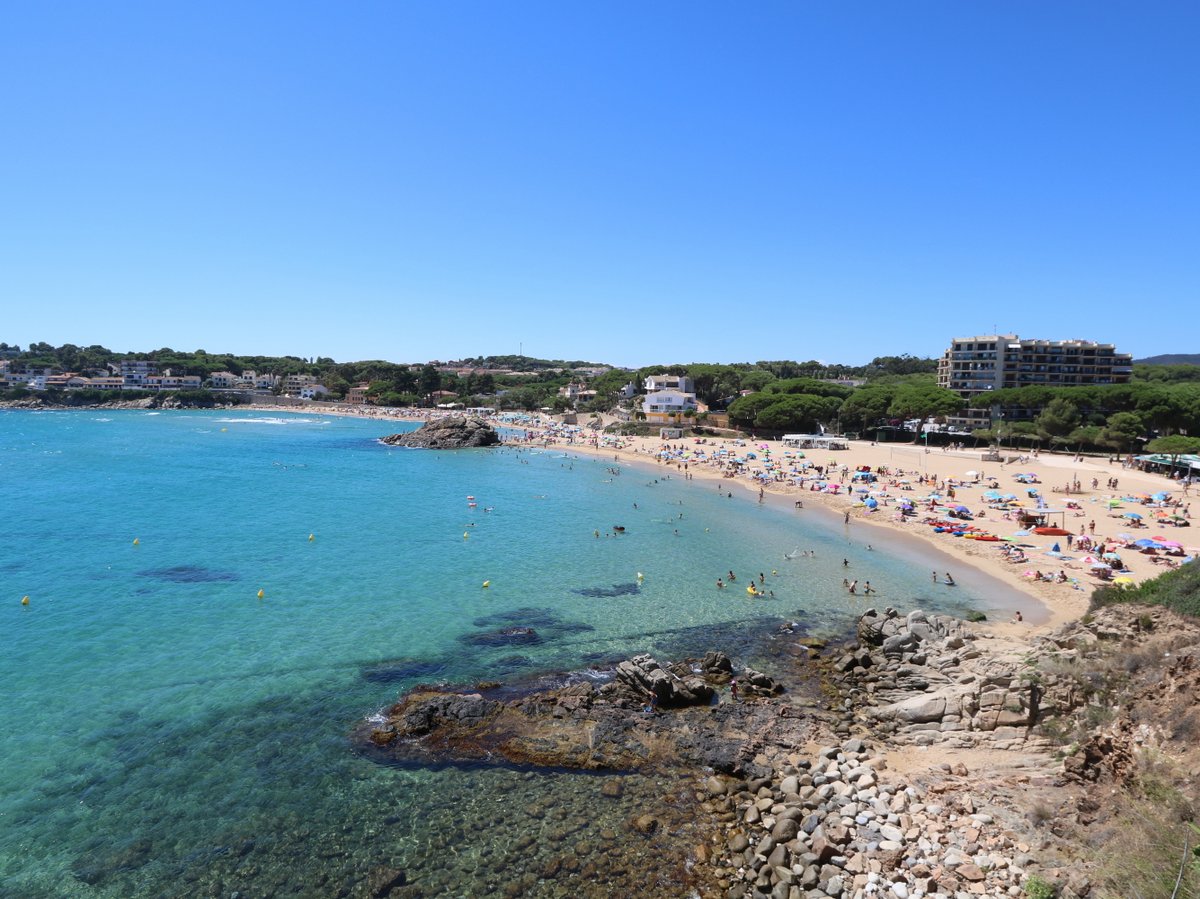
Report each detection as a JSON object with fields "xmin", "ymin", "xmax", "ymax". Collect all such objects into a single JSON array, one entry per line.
[
  {"xmin": 570, "ymin": 433, "xmax": 1193, "ymax": 634},
  {"xmin": 248, "ymin": 401, "xmax": 1195, "ymax": 636}
]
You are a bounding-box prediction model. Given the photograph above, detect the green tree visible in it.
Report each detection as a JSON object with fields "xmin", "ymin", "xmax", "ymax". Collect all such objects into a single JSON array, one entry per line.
[
  {"xmin": 887, "ymin": 384, "xmax": 963, "ymax": 422},
  {"xmin": 753, "ymin": 395, "xmax": 842, "ymax": 432},
  {"xmin": 765, "ymin": 378, "xmax": 854, "ymax": 399},
  {"xmin": 739, "ymin": 369, "xmax": 777, "ymax": 393},
  {"xmin": 1144, "ymin": 435, "xmax": 1200, "ymax": 457},
  {"xmin": 726, "ymin": 393, "xmax": 779, "ymax": 428},
  {"xmin": 838, "ymin": 386, "xmax": 897, "ymax": 431},
  {"xmin": 418, "ymin": 364, "xmax": 442, "ymax": 398},
  {"xmin": 1100, "ymin": 412, "xmax": 1144, "ymax": 452},
  {"xmin": 1035, "ymin": 397, "xmax": 1081, "ymax": 442}
]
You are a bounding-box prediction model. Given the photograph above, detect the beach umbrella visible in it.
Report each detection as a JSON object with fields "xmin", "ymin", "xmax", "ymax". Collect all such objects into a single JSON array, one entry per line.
[
  {"xmin": 1102, "ymin": 552, "xmax": 1122, "ymax": 560},
  {"xmin": 1122, "ymin": 512, "xmax": 1143, "ymax": 519},
  {"xmin": 1153, "ymin": 492, "xmax": 1170, "ymax": 501},
  {"xmin": 1106, "ymin": 499, "xmax": 1122, "ymax": 508},
  {"xmin": 865, "ymin": 498, "xmax": 878, "ymax": 509},
  {"xmin": 1133, "ymin": 539, "xmax": 1156, "ymax": 548}
]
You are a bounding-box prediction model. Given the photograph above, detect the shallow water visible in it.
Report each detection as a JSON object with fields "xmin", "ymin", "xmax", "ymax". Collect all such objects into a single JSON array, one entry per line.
[{"xmin": 0, "ymin": 410, "xmax": 1000, "ymax": 896}]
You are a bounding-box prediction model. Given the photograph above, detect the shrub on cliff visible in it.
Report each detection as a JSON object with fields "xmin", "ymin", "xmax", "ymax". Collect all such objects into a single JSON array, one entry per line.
[{"xmin": 1091, "ymin": 560, "xmax": 1200, "ymax": 618}]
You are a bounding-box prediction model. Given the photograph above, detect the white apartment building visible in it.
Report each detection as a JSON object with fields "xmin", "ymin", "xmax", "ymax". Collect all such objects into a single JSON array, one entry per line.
[{"xmin": 938, "ymin": 334, "xmax": 1133, "ymax": 429}]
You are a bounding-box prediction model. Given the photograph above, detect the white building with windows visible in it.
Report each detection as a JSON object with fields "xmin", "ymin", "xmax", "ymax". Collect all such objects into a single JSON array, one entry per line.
[
  {"xmin": 642, "ymin": 389, "xmax": 698, "ymax": 422},
  {"xmin": 643, "ymin": 374, "xmax": 694, "ymax": 394},
  {"xmin": 938, "ymin": 334, "xmax": 1133, "ymax": 430}
]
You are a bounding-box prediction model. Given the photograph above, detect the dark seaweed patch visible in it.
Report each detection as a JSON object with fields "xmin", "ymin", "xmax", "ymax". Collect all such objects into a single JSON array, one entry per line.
[
  {"xmin": 362, "ymin": 658, "xmax": 448, "ymax": 684},
  {"xmin": 572, "ymin": 582, "xmax": 640, "ymax": 598},
  {"xmin": 489, "ymin": 655, "xmax": 537, "ymax": 676},
  {"xmin": 137, "ymin": 566, "xmax": 240, "ymax": 584},
  {"xmin": 459, "ymin": 627, "xmax": 543, "ymax": 648},
  {"xmin": 471, "ymin": 606, "xmax": 564, "ymax": 629}
]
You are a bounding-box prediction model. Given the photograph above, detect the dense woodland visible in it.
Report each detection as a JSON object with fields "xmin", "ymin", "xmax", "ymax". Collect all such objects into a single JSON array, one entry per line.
[{"xmin": 1, "ymin": 342, "xmax": 1198, "ymax": 452}]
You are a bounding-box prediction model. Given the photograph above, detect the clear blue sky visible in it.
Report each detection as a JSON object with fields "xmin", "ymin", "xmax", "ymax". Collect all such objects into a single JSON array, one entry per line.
[{"xmin": 2, "ymin": 2, "xmax": 1196, "ymax": 368}]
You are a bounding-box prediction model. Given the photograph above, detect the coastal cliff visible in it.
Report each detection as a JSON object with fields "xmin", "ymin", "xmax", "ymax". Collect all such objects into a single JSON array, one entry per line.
[{"xmin": 380, "ymin": 416, "xmax": 500, "ymax": 449}]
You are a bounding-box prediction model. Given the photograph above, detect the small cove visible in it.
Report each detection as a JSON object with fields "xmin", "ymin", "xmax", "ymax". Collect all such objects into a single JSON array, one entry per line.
[{"xmin": 0, "ymin": 409, "xmax": 1026, "ymax": 896}]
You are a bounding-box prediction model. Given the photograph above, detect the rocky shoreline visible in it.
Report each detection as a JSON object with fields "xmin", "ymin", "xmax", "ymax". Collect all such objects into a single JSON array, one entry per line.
[
  {"xmin": 0, "ymin": 395, "xmax": 226, "ymax": 410},
  {"xmin": 353, "ymin": 602, "xmax": 1200, "ymax": 898}
]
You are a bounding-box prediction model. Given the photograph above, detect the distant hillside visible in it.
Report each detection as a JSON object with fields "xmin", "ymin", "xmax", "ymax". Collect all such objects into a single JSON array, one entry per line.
[{"xmin": 1135, "ymin": 353, "xmax": 1200, "ymax": 366}]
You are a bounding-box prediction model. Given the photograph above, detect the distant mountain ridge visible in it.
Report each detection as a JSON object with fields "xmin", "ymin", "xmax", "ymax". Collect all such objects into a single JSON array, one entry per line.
[{"xmin": 1135, "ymin": 354, "xmax": 1200, "ymax": 366}]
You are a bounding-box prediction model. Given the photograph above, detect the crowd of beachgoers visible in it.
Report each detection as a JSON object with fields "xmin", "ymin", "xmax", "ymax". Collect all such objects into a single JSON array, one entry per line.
[
  {"xmin": 486, "ymin": 415, "xmax": 1196, "ymax": 634},
  {"xmin": 241, "ymin": 400, "xmax": 1197, "ymax": 634}
]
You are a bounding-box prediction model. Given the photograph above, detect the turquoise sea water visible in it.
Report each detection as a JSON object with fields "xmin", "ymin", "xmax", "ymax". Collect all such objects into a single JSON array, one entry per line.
[{"xmin": 0, "ymin": 410, "xmax": 1003, "ymax": 897}]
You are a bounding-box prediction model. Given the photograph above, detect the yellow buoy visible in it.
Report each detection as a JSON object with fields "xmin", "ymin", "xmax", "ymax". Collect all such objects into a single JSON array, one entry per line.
[
  {"xmin": 463, "ymin": 532, "xmax": 469, "ymax": 539},
  {"xmin": 772, "ymin": 569, "xmax": 777, "ymax": 576},
  {"xmin": 482, "ymin": 580, "xmax": 490, "ymax": 588},
  {"xmin": 21, "ymin": 595, "xmax": 30, "ymax": 606},
  {"xmin": 636, "ymin": 572, "xmax": 644, "ymax": 581},
  {"xmin": 221, "ymin": 427, "xmax": 228, "ymax": 432},
  {"xmin": 308, "ymin": 534, "xmax": 315, "ymax": 541},
  {"xmin": 257, "ymin": 589, "xmax": 265, "ymax": 599},
  {"xmin": 132, "ymin": 538, "xmax": 140, "ymax": 546}
]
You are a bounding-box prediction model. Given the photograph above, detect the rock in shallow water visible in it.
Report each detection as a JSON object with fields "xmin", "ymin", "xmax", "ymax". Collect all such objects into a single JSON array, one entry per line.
[{"xmin": 380, "ymin": 416, "xmax": 500, "ymax": 449}]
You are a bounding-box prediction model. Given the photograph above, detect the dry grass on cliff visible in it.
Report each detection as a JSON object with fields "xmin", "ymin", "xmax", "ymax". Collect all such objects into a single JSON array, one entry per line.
[{"xmin": 1090, "ymin": 754, "xmax": 1200, "ymax": 899}]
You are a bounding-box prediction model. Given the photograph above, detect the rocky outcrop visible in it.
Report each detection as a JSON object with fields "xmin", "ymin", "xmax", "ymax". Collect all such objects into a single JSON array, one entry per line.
[
  {"xmin": 700, "ymin": 737, "xmax": 1060, "ymax": 899},
  {"xmin": 832, "ymin": 604, "xmax": 1200, "ymax": 755},
  {"xmin": 356, "ymin": 651, "xmax": 814, "ymax": 775},
  {"xmin": 380, "ymin": 416, "xmax": 500, "ymax": 449},
  {"xmin": 833, "ymin": 608, "xmax": 1056, "ymax": 749}
]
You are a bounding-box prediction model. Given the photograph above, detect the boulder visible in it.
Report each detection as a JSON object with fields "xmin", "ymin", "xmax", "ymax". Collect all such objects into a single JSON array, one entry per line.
[{"xmin": 380, "ymin": 416, "xmax": 500, "ymax": 449}]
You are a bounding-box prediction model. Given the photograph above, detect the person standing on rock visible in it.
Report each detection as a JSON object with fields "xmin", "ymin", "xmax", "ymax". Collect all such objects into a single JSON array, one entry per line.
[{"xmin": 730, "ymin": 679, "xmax": 738, "ymax": 702}]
